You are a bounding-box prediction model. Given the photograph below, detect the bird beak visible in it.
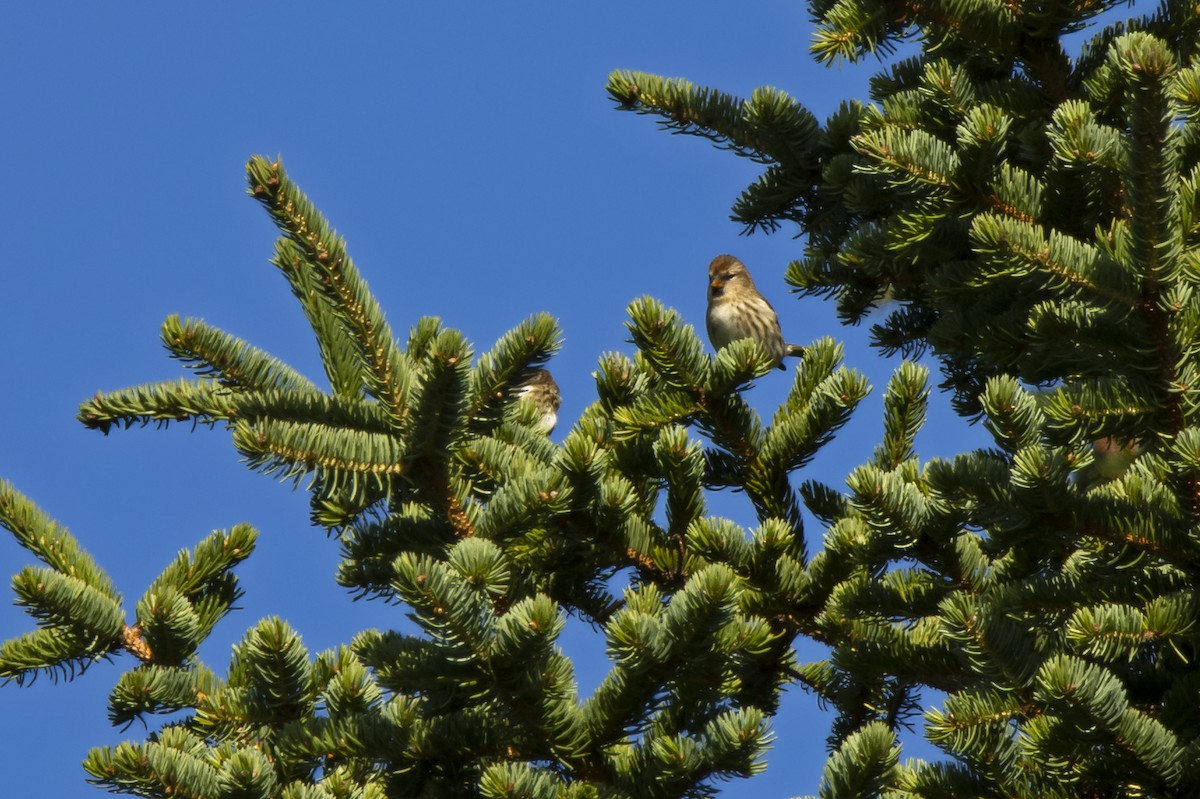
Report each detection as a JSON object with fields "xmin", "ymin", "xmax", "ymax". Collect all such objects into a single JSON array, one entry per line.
[{"xmin": 710, "ymin": 278, "xmax": 724, "ymax": 289}]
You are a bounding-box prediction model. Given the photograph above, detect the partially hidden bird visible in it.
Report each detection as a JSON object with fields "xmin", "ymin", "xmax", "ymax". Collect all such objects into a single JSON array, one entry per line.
[
  {"xmin": 705, "ymin": 254, "xmax": 804, "ymax": 370},
  {"xmin": 515, "ymin": 368, "xmax": 561, "ymax": 434}
]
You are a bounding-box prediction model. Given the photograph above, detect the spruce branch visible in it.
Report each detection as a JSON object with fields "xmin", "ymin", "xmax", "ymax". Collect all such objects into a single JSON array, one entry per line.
[
  {"xmin": 0, "ymin": 481, "xmax": 115, "ymax": 595},
  {"xmin": 0, "ymin": 628, "xmax": 109, "ymax": 684},
  {"xmin": 247, "ymin": 156, "xmax": 414, "ymax": 428},
  {"xmin": 84, "ymin": 726, "xmax": 229, "ymax": 798},
  {"xmin": 810, "ymin": 721, "xmax": 899, "ymax": 799},
  {"xmin": 871, "ymin": 361, "xmax": 929, "ymax": 470},
  {"xmin": 107, "ymin": 662, "xmax": 220, "ymax": 726},
  {"xmin": 231, "ymin": 417, "xmax": 406, "ymax": 492},
  {"xmin": 1033, "ymin": 654, "xmax": 1185, "ymax": 791},
  {"xmin": 606, "ymin": 74, "xmax": 823, "ymax": 232},
  {"xmin": 606, "ymin": 72, "xmax": 776, "ymax": 164},
  {"xmin": 78, "ymin": 378, "xmax": 236, "ymax": 433},
  {"xmin": 270, "ymin": 236, "xmax": 364, "ymax": 399},
  {"xmin": 0, "ymin": 487, "xmax": 259, "ymax": 692},
  {"xmin": 161, "ymin": 314, "xmax": 318, "ymax": 393}
]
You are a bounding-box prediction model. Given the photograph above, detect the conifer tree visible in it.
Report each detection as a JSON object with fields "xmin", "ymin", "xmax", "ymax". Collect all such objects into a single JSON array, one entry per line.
[
  {"xmin": 5, "ymin": 2, "xmax": 1200, "ymax": 799},
  {"xmin": 0, "ymin": 157, "xmax": 865, "ymax": 799},
  {"xmin": 604, "ymin": 1, "xmax": 1200, "ymax": 797}
]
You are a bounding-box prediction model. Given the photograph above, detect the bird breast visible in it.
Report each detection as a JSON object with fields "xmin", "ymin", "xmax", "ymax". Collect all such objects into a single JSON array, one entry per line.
[{"xmin": 706, "ymin": 299, "xmax": 743, "ymax": 347}]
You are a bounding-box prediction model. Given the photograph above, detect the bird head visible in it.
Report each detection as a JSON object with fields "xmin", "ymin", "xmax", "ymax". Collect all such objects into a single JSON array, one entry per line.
[{"xmin": 708, "ymin": 254, "xmax": 752, "ymax": 297}]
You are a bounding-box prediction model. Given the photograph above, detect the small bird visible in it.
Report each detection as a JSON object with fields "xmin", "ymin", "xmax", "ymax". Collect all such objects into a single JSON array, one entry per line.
[
  {"xmin": 705, "ymin": 254, "xmax": 804, "ymax": 370},
  {"xmin": 515, "ymin": 368, "xmax": 561, "ymax": 434},
  {"xmin": 1075, "ymin": 436, "xmax": 1143, "ymax": 491}
]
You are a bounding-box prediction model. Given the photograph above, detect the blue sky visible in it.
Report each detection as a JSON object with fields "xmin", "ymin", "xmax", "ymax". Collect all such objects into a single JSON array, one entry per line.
[{"xmin": 0, "ymin": 5, "xmax": 990, "ymax": 796}]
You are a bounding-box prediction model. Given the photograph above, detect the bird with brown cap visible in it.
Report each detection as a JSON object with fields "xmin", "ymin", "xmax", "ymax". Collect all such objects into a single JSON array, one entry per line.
[{"xmin": 705, "ymin": 254, "xmax": 803, "ymax": 370}]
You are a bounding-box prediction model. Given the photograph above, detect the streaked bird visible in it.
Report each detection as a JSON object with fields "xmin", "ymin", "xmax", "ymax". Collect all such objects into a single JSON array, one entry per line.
[
  {"xmin": 515, "ymin": 368, "xmax": 561, "ymax": 434},
  {"xmin": 705, "ymin": 254, "xmax": 803, "ymax": 370}
]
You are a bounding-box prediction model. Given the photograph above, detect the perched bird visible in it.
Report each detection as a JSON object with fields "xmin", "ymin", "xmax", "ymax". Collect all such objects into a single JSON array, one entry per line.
[
  {"xmin": 705, "ymin": 254, "xmax": 804, "ymax": 370},
  {"xmin": 515, "ymin": 368, "xmax": 561, "ymax": 434},
  {"xmin": 1075, "ymin": 436, "xmax": 1144, "ymax": 491}
]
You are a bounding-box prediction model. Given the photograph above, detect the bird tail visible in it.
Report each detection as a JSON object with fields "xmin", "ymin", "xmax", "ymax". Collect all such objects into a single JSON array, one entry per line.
[{"xmin": 776, "ymin": 343, "xmax": 806, "ymax": 370}]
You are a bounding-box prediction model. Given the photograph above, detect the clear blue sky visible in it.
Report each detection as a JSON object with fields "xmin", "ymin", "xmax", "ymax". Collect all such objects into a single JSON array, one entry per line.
[{"xmin": 0, "ymin": 5, "xmax": 988, "ymax": 796}]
